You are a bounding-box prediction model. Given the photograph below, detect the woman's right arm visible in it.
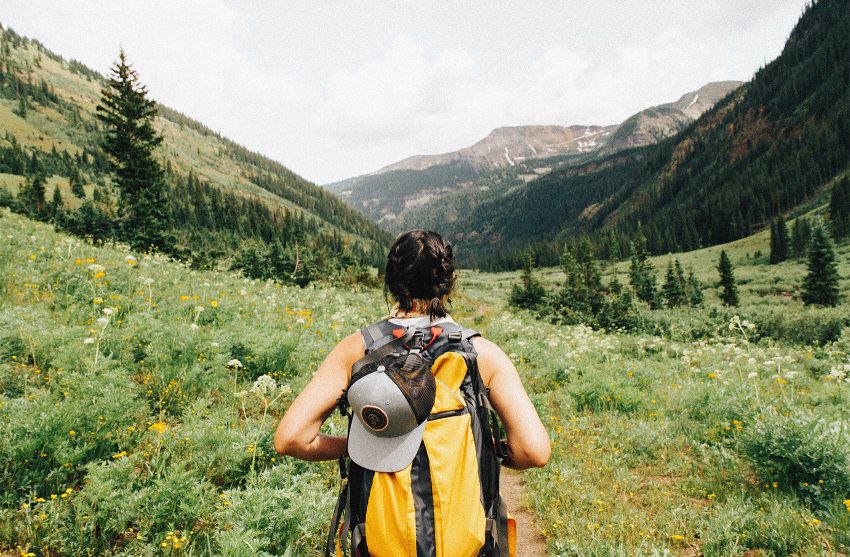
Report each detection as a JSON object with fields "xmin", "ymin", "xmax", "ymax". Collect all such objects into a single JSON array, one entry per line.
[
  {"xmin": 472, "ymin": 337, "xmax": 551, "ymax": 470},
  {"xmin": 273, "ymin": 331, "xmax": 363, "ymax": 460}
]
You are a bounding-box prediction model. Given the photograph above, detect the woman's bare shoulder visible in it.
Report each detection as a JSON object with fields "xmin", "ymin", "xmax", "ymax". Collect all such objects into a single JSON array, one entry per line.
[
  {"xmin": 471, "ymin": 335, "xmax": 508, "ymax": 358},
  {"xmin": 335, "ymin": 330, "xmax": 365, "ymax": 360},
  {"xmin": 470, "ymin": 336, "xmax": 512, "ymax": 384}
]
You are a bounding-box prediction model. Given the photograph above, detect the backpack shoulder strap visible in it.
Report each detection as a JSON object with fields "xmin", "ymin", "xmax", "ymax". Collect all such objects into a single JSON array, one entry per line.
[{"xmin": 360, "ymin": 319, "xmax": 398, "ymax": 352}]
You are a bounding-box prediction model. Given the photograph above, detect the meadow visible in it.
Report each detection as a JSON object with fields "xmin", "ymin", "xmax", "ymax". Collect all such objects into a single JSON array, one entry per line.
[{"xmin": 1, "ymin": 207, "xmax": 849, "ymax": 556}]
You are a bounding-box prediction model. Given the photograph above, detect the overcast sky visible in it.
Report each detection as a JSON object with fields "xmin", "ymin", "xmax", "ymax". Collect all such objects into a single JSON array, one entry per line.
[{"xmin": 3, "ymin": 1, "xmax": 809, "ymax": 184}]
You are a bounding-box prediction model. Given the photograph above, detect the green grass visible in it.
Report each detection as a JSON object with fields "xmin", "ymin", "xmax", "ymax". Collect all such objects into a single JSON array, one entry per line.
[{"xmin": 1, "ymin": 208, "xmax": 849, "ymax": 555}]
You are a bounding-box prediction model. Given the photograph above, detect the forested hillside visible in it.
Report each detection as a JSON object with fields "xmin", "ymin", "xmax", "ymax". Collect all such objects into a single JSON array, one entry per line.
[
  {"xmin": 448, "ymin": 0, "xmax": 850, "ymax": 269},
  {"xmin": 0, "ymin": 24, "xmax": 391, "ymax": 281}
]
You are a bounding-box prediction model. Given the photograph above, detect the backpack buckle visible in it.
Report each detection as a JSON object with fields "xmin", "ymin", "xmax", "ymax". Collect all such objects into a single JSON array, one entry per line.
[
  {"xmin": 409, "ymin": 331, "xmax": 426, "ymax": 351},
  {"xmin": 448, "ymin": 331, "xmax": 462, "ymax": 342}
]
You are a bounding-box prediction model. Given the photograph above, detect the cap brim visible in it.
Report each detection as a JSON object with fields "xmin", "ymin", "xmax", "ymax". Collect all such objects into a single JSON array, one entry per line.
[{"xmin": 348, "ymin": 417, "xmax": 426, "ymax": 473}]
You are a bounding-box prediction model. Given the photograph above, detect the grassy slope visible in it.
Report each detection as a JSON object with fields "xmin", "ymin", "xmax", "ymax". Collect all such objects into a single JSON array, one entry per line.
[
  {"xmin": 0, "ymin": 30, "xmax": 387, "ymax": 249},
  {"xmin": 3, "ymin": 201, "xmax": 849, "ymax": 555}
]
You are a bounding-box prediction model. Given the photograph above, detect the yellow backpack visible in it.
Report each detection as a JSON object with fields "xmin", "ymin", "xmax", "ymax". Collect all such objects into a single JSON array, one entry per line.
[{"xmin": 326, "ymin": 319, "xmax": 513, "ymax": 557}]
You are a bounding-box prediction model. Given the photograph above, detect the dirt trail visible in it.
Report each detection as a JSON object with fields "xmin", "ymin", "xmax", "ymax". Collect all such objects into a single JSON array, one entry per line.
[{"xmin": 501, "ymin": 468, "xmax": 547, "ymax": 556}]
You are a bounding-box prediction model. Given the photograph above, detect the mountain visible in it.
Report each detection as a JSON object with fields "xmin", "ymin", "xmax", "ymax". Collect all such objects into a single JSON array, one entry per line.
[
  {"xmin": 327, "ymin": 81, "xmax": 740, "ymax": 228},
  {"xmin": 445, "ymin": 0, "xmax": 850, "ymax": 269},
  {"xmin": 0, "ymin": 23, "xmax": 390, "ymax": 273},
  {"xmin": 599, "ymin": 81, "xmax": 742, "ymax": 155},
  {"xmin": 376, "ymin": 124, "xmax": 617, "ymax": 174}
]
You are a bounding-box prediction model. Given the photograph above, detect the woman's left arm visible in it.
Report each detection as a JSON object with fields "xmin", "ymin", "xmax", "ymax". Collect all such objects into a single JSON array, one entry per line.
[{"xmin": 273, "ymin": 331, "xmax": 363, "ymax": 460}]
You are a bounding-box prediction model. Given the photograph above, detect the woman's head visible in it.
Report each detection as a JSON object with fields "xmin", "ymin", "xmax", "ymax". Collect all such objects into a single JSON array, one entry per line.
[{"xmin": 385, "ymin": 230, "xmax": 455, "ymax": 319}]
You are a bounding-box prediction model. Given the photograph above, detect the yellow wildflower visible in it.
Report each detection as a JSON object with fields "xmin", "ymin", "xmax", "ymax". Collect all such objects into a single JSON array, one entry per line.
[{"xmin": 148, "ymin": 422, "xmax": 167, "ymax": 433}]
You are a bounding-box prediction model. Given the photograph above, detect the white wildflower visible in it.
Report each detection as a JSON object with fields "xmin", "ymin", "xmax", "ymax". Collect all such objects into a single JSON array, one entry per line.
[
  {"xmin": 195, "ymin": 306, "xmax": 205, "ymax": 313},
  {"xmin": 102, "ymin": 307, "xmax": 114, "ymax": 316},
  {"xmin": 189, "ymin": 323, "xmax": 199, "ymax": 331},
  {"xmin": 96, "ymin": 317, "xmax": 109, "ymax": 327},
  {"xmin": 747, "ymin": 371, "xmax": 758, "ymax": 379},
  {"xmin": 83, "ymin": 337, "xmax": 95, "ymax": 344},
  {"xmin": 227, "ymin": 359, "xmax": 244, "ymax": 369},
  {"xmin": 251, "ymin": 374, "xmax": 277, "ymax": 396},
  {"xmin": 143, "ymin": 277, "xmax": 154, "ymax": 286},
  {"xmin": 87, "ymin": 263, "xmax": 105, "ymax": 274},
  {"xmin": 211, "ymin": 342, "xmax": 220, "ymax": 349}
]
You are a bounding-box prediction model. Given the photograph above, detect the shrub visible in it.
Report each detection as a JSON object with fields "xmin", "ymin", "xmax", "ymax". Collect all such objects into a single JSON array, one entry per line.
[{"xmin": 738, "ymin": 408, "xmax": 850, "ymax": 510}]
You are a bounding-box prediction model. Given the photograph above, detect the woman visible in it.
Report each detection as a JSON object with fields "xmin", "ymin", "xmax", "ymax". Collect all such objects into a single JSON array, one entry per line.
[{"xmin": 274, "ymin": 229, "xmax": 550, "ymax": 554}]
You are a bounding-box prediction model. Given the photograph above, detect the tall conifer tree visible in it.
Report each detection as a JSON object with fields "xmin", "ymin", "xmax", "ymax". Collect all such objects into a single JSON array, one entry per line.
[
  {"xmin": 801, "ymin": 221, "xmax": 840, "ymax": 306},
  {"xmin": 96, "ymin": 49, "xmax": 174, "ymax": 253},
  {"xmin": 717, "ymin": 250, "xmax": 739, "ymax": 307},
  {"xmin": 628, "ymin": 225, "xmax": 659, "ymax": 309},
  {"xmin": 769, "ymin": 216, "xmax": 789, "ymax": 263}
]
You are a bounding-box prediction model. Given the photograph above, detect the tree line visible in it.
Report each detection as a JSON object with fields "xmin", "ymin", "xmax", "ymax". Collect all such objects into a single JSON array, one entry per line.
[{"xmin": 510, "ymin": 219, "xmax": 842, "ymax": 333}]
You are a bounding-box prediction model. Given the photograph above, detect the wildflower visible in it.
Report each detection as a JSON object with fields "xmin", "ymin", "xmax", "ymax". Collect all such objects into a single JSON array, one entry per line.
[
  {"xmin": 143, "ymin": 277, "xmax": 154, "ymax": 286},
  {"xmin": 227, "ymin": 358, "xmax": 244, "ymax": 369},
  {"xmin": 211, "ymin": 342, "xmax": 220, "ymax": 348},
  {"xmin": 189, "ymin": 323, "xmax": 200, "ymax": 331},
  {"xmin": 112, "ymin": 451, "xmax": 127, "ymax": 459},
  {"xmin": 93, "ymin": 297, "xmax": 103, "ymax": 305},
  {"xmin": 829, "ymin": 367, "xmax": 847, "ymax": 381},
  {"xmin": 124, "ymin": 255, "xmax": 138, "ymax": 266},
  {"xmin": 843, "ymin": 499, "xmax": 850, "ymax": 513},
  {"xmin": 747, "ymin": 371, "xmax": 758, "ymax": 379},
  {"xmin": 210, "ymin": 300, "xmax": 218, "ymax": 308},
  {"xmin": 148, "ymin": 422, "xmax": 167, "ymax": 433},
  {"xmin": 96, "ymin": 317, "xmax": 109, "ymax": 327},
  {"xmin": 102, "ymin": 307, "xmax": 114, "ymax": 316},
  {"xmin": 671, "ymin": 534, "xmax": 685, "ymax": 542},
  {"xmin": 251, "ymin": 374, "xmax": 277, "ymax": 396},
  {"xmin": 707, "ymin": 372, "xmax": 717, "ymax": 379},
  {"xmin": 68, "ymin": 430, "xmax": 76, "ymax": 436},
  {"xmin": 179, "ymin": 295, "xmax": 190, "ymax": 301},
  {"xmin": 83, "ymin": 337, "xmax": 95, "ymax": 344}
]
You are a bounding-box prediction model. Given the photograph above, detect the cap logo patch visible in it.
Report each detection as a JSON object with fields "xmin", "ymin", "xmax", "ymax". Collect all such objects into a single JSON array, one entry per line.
[{"xmin": 360, "ymin": 405, "xmax": 389, "ymax": 432}]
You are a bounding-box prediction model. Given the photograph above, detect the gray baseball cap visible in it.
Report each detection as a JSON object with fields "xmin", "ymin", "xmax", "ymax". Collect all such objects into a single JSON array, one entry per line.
[{"xmin": 347, "ymin": 357, "xmax": 435, "ymax": 472}]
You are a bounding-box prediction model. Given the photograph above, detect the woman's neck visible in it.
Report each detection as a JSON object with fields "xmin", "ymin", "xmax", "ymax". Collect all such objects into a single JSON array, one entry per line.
[{"xmin": 389, "ymin": 302, "xmax": 431, "ymax": 319}]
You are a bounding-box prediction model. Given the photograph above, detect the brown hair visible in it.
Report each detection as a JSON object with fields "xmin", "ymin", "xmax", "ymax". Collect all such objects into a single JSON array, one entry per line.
[{"xmin": 384, "ymin": 230, "xmax": 455, "ymax": 319}]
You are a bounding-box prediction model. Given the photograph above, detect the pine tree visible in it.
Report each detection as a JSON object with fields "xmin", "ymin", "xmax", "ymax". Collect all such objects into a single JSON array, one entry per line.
[
  {"xmin": 96, "ymin": 49, "xmax": 174, "ymax": 253},
  {"xmin": 687, "ymin": 269, "xmax": 704, "ymax": 306},
  {"xmin": 49, "ymin": 185, "xmax": 63, "ymax": 219},
  {"xmin": 801, "ymin": 221, "xmax": 840, "ymax": 306},
  {"xmin": 17, "ymin": 173, "xmax": 46, "ymax": 220},
  {"xmin": 769, "ymin": 216, "xmax": 789, "ymax": 264},
  {"xmin": 717, "ymin": 250, "xmax": 739, "ymax": 307},
  {"xmin": 509, "ymin": 251, "xmax": 546, "ymax": 310},
  {"xmin": 829, "ymin": 176, "xmax": 850, "ymax": 241},
  {"xmin": 628, "ymin": 225, "xmax": 659, "ymax": 309},
  {"xmin": 69, "ymin": 167, "xmax": 86, "ymax": 198},
  {"xmin": 662, "ymin": 260, "xmax": 687, "ymax": 308},
  {"xmin": 791, "ymin": 217, "xmax": 812, "ymax": 258}
]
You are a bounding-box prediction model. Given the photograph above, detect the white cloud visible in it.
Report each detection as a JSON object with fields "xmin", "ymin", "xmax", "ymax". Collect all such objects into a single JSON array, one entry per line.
[{"xmin": 1, "ymin": 1, "xmax": 809, "ymax": 184}]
